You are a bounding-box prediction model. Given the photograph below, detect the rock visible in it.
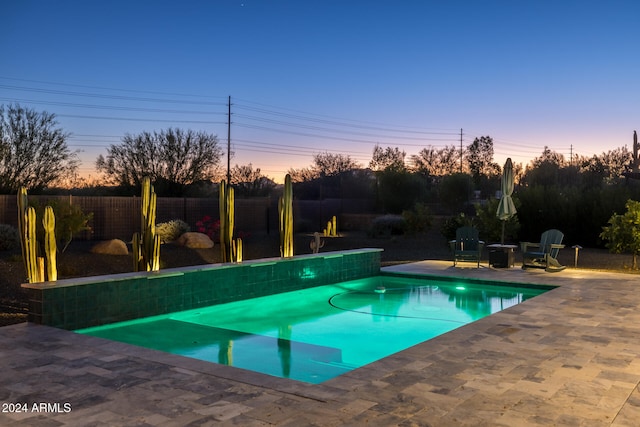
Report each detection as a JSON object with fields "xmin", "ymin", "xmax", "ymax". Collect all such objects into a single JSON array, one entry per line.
[
  {"xmin": 177, "ymin": 232, "xmax": 214, "ymax": 249},
  {"xmin": 90, "ymin": 239, "xmax": 129, "ymax": 255}
]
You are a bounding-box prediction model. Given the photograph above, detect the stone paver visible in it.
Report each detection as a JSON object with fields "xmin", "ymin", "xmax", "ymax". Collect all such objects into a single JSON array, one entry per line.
[{"xmin": 1, "ymin": 261, "xmax": 640, "ymax": 426}]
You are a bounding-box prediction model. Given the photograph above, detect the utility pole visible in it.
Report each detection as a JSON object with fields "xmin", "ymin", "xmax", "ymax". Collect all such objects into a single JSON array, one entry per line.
[
  {"xmin": 460, "ymin": 128, "xmax": 463, "ymax": 173},
  {"xmin": 227, "ymin": 95, "xmax": 231, "ymax": 183},
  {"xmin": 570, "ymin": 144, "xmax": 573, "ymax": 166}
]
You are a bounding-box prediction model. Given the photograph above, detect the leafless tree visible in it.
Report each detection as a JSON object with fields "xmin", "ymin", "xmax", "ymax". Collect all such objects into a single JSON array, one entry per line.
[
  {"xmin": 96, "ymin": 128, "xmax": 223, "ymax": 194},
  {"xmin": 0, "ymin": 104, "xmax": 78, "ymax": 193}
]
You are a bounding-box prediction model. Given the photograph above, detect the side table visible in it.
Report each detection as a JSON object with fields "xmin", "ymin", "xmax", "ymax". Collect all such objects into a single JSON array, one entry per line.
[{"xmin": 487, "ymin": 244, "xmax": 517, "ymax": 268}]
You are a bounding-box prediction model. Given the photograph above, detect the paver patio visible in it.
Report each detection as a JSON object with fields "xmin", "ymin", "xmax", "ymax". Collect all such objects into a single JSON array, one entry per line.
[{"xmin": 1, "ymin": 261, "xmax": 640, "ymax": 426}]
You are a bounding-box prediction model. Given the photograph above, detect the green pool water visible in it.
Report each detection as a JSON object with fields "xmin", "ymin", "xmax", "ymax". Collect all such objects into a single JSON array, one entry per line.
[{"xmin": 77, "ymin": 275, "xmax": 550, "ymax": 384}]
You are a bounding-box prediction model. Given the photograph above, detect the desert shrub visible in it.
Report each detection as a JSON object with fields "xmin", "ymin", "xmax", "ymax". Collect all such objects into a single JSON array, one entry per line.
[
  {"xmin": 441, "ymin": 213, "xmax": 474, "ymax": 241},
  {"xmin": 474, "ymin": 198, "xmax": 520, "ymax": 243},
  {"xmin": 0, "ymin": 224, "xmax": 20, "ymax": 251},
  {"xmin": 402, "ymin": 203, "xmax": 432, "ymax": 234},
  {"xmin": 30, "ymin": 199, "xmax": 93, "ymax": 253},
  {"xmin": 156, "ymin": 219, "xmax": 190, "ymax": 243},
  {"xmin": 368, "ymin": 215, "xmax": 406, "ymax": 238},
  {"xmin": 600, "ymin": 199, "xmax": 640, "ymax": 269}
]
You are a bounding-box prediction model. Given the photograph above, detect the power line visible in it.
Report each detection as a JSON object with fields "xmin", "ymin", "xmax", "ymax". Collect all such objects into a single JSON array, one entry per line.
[
  {"xmin": 58, "ymin": 114, "xmax": 226, "ymax": 124},
  {"xmin": 0, "ymin": 97, "xmax": 225, "ymax": 115},
  {"xmin": 0, "ymin": 84, "xmax": 227, "ymax": 106},
  {"xmin": 0, "ymin": 76, "xmax": 228, "ymax": 100}
]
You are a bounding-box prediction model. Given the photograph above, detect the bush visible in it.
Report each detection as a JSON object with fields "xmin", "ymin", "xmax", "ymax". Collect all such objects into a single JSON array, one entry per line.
[
  {"xmin": 30, "ymin": 199, "xmax": 93, "ymax": 253},
  {"xmin": 441, "ymin": 213, "xmax": 474, "ymax": 241},
  {"xmin": 474, "ymin": 198, "xmax": 520, "ymax": 243},
  {"xmin": 368, "ymin": 215, "xmax": 406, "ymax": 238},
  {"xmin": 156, "ymin": 219, "xmax": 190, "ymax": 243},
  {"xmin": 402, "ymin": 203, "xmax": 432, "ymax": 234},
  {"xmin": 0, "ymin": 224, "xmax": 20, "ymax": 251},
  {"xmin": 195, "ymin": 216, "xmax": 220, "ymax": 240}
]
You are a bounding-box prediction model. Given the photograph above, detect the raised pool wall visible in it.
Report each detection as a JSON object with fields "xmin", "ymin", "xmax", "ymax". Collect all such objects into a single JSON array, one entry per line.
[{"xmin": 21, "ymin": 248, "xmax": 383, "ymax": 330}]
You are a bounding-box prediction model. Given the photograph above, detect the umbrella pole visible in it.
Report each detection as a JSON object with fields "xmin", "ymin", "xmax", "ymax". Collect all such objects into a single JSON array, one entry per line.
[{"xmin": 501, "ymin": 221, "xmax": 506, "ymax": 245}]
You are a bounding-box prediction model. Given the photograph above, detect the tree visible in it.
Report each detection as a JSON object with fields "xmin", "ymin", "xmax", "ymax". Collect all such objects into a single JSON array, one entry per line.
[
  {"xmin": 230, "ymin": 163, "xmax": 276, "ymax": 197},
  {"xmin": 411, "ymin": 145, "xmax": 460, "ymax": 177},
  {"xmin": 466, "ymin": 136, "xmax": 500, "ymax": 186},
  {"xmin": 600, "ymin": 199, "xmax": 640, "ymax": 269},
  {"xmin": 522, "ymin": 147, "xmax": 567, "ymax": 187},
  {"xmin": 578, "ymin": 146, "xmax": 632, "ymax": 185},
  {"xmin": 96, "ymin": 128, "xmax": 223, "ymax": 195},
  {"xmin": 0, "ymin": 104, "xmax": 79, "ymax": 193},
  {"xmin": 369, "ymin": 145, "xmax": 406, "ymax": 172},
  {"xmin": 287, "ymin": 152, "xmax": 360, "ymax": 182},
  {"xmin": 311, "ymin": 152, "xmax": 360, "ymax": 177}
]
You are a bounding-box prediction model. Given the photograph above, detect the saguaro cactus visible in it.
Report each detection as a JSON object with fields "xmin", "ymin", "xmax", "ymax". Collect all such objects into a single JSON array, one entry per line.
[
  {"xmin": 17, "ymin": 187, "xmax": 43, "ymax": 283},
  {"xmin": 133, "ymin": 177, "xmax": 160, "ymax": 272},
  {"xmin": 219, "ymin": 180, "xmax": 236, "ymax": 262},
  {"xmin": 279, "ymin": 173, "xmax": 294, "ymax": 258},
  {"xmin": 43, "ymin": 205, "xmax": 57, "ymax": 281},
  {"xmin": 18, "ymin": 187, "xmax": 50, "ymax": 283}
]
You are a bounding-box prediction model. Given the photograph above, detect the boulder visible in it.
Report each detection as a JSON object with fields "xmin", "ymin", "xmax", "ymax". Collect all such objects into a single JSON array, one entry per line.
[
  {"xmin": 90, "ymin": 239, "xmax": 129, "ymax": 255},
  {"xmin": 177, "ymin": 232, "xmax": 214, "ymax": 249}
]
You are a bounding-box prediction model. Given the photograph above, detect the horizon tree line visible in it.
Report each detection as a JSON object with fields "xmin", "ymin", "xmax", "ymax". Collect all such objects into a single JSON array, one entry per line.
[{"xmin": 0, "ymin": 104, "xmax": 635, "ymax": 199}]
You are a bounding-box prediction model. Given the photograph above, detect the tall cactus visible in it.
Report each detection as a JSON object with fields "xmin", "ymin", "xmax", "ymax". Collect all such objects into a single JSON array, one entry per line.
[
  {"xmin": 219, "ymin": 180, "xmax": 236, "ymax": 262},
  {"xmin": 133, "ymin": 177, "xmax": 160, "ymax": 271},
  {"xmin": 17, "ymin": 187, "xmax": 42, "ymax": 283},
  {"xmin": 43, "ymin": 205, "xmax": 57, "ymax": 281},
  {"xmin": 279, "ymin": 173, "xmax": 294, "ymax": 258}
]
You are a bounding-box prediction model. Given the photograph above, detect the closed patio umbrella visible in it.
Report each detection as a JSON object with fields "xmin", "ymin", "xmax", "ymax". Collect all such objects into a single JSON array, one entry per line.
[{"xmin": 496, "ymin": 158, "xmax": 517, "ymax": 244}]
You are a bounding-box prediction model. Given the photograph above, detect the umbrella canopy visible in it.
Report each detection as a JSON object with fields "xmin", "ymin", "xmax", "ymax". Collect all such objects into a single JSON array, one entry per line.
[{"xmin": 496, "ymin": 158, "xmax": 517, "ymax": 243}]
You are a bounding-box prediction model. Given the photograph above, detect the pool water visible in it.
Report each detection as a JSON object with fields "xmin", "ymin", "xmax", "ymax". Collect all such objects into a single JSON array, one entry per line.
[{"xmin": 77, "ymin": 275, "xmax": 550, "ymax": 384}]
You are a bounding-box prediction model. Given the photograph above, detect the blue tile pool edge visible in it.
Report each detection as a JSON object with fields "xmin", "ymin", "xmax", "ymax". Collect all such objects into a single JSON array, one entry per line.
[{"xmin": 21, "ymin": 248, "xmax": 383, "ymax": 330}]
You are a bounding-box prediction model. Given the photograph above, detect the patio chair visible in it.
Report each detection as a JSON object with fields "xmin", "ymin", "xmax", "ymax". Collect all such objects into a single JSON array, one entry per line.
[
  {"xmin": 449, "ymin": 226, "xmax": 484, "ymax": 267},
  {"xmin": 521, "ymin": 229, "xmax": 566, "ymax": 272}
]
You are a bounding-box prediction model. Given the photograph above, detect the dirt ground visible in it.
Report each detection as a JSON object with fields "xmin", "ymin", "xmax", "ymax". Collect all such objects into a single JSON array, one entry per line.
[{"xmin": 1, "ymin": 226, "xmax": 636, "ymax": 327}]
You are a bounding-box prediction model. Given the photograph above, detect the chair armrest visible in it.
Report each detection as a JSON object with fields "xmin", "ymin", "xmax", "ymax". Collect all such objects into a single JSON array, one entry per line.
[
  {"xmin": 521, "ymin": 242, "xmax": 539, "ymax": 252},
  {"xmin": 449, "ymin": 240, "xmax": 456, "ymax": 251},
  {"xmin": 548, "ymin": 244, "xmax": 565, "ymax": 250}
]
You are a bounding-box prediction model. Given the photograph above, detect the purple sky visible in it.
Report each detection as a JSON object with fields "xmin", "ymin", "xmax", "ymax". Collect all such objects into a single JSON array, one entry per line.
[{"xmin": 2, "ymin": 0, "xmax": 640, "ymax": 182}]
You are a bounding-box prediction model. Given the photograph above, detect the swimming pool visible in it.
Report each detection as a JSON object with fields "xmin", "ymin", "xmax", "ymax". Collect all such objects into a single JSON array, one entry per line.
[{"xmin": 77, "ymin": 274, "xmax": 551, "ymax": 383}]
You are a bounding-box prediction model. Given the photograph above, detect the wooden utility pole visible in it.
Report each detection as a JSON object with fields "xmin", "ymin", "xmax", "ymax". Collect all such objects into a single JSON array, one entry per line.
[
  {"xmin": 227, "ymin": 95, "xmax": 231, "ymax": 183},
  {"xmin": 460, "ymin": 128, "xmax": 463, "ymax": 173}
]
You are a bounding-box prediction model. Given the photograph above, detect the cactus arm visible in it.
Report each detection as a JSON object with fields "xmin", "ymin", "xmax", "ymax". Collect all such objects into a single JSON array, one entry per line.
[
  {"xmin": 228, "ymin": 185, "xmax": 235, "ymax": 261},
  {"xmin": 279, "ymin": 174, "xmax": 294, "ymax": 258},
  {"xmin": 219, "ymin": 180, "xmax": 228, "ymax": 262},
  {"xmin": 219, "ymin": 180, "xmax": 236, "ymax": 263},
  {"xmin": 133, "ymin": 177, "xmax": 160, "ymax": 272},
  {"xmin": 236, "ymin": 238, "xmax": 242, "ymax": 263},
  {"xmin": 43, "ymin": 205, "xmax": 57, "ymax": 281},
  {"xmin": 151, "ymin": 234, "xmax": 161, "ymax": 271},
  {"xmin": 26, "ymin": 207, "xmax": 41, "ymax": 282}
]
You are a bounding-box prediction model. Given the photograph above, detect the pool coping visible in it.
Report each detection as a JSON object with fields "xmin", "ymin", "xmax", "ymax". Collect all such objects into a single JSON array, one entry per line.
[{"xmin": 2, "ymin": 261, "xmax": 640, "ymax": 425}]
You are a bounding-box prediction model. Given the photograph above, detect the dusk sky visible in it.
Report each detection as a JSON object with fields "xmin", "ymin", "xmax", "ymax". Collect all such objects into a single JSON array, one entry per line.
[{"xmin": 2, "ymin": 1, "xmax": 640, "ymax": 183}]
